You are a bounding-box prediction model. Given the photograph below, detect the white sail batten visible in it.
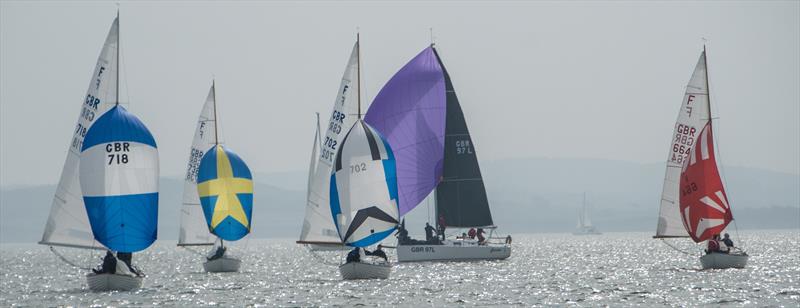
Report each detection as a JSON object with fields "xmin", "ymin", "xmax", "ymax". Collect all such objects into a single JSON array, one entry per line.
[
  {"xmin": 178, "ymin": 85, "xmax": 218, "ymax": 246},
  {"xmin": 655, "ymin": 52, "xmax": 710, "ymax": 238},
  {"xmin": 299, "ymin": 43, "xmax": 360, "ymax": 244},
  {"xmin": 40, "ymin": 18, "xmax": 120, "ymax": 250}
]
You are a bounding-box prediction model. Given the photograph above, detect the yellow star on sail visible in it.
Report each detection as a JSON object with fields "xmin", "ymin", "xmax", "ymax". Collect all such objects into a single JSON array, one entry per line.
[{"xmin": 198, "ymin": 146, "xmax": 253, "ymax": 230}]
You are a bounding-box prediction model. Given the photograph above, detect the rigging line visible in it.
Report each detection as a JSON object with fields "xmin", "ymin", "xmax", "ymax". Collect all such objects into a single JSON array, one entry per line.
[
  {"xmin": 659, "ymin": 238, "xmax": 696, "ymax": 256},
  {"xmin": 181, "ymin": 246, "xmax": 207, "ymax": 257},
  {"xmin": 50, "ymin": 247, "xmax": 92, "ymax": 271},
  {"xmin": 304, "ymin": 246, "xmax": 340, "ymax": 267}
]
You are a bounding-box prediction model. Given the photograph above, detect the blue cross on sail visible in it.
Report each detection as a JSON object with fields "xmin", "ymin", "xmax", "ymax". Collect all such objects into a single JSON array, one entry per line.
[
  {"xmin": 330, "ymin": 119, "xmax": 399, "ymax": 247},
  {"xmin": 197, "ymin": 144, "xmax": 254, "ymax": 241},
  {"xmin": 79, "ymin": 104, "xmax": 159, "ymax": 253}
]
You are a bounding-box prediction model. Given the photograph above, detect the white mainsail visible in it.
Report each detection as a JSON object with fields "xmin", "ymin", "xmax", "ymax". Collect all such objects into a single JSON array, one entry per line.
[
  {"xmin": 298, "ymin": 43, "xmax": 360, "ymax": 245},
  {"xmin": 655, "ymin": 52, "xmax": 710, "ymax": 238},
  {"xmin": 40, "ymin": 17, "xmax": 119, "ymax": 250},
  {"xmin": 178, "ymin": 85, "xmax": 218, "ymax": 246}
]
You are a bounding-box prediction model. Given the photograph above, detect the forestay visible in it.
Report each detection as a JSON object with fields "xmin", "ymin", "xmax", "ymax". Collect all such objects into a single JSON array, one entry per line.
[
  {"xmin": 197, "ymin": 145, "xmax": 253, "ymax": 242},
  {"xmin": 79, "ymin": 105, "xmax": 159, "ymax": 253},
  {"xmin": 40, "ymin": 17, "xmax": 119, "ymax": 250},
  {"xmin": 178, "ymin": 85, "xmax": 218, "ymax": 246},
  {"xmin": 679, "ymin": 122, "xmax": 732, "ymax": 242},
  {"xmin": 655, "ymin": 52, "xmax": 710, "ymax": 238},
  {"xmin": 330, "ymin": 120, "xmax": 399, "ymax": 247},
  {"xmin": 299, "ymin": 43, "xmax": 360, "ymax": 245},
  {"xmin": 365, "ymin": 46, "xmax": 447, "ymax": 217}
]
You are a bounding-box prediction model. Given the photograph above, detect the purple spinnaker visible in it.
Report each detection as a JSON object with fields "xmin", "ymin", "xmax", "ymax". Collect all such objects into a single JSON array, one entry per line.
[{"xmin": 365, "ymin": 46, "xmax": 446, "ymax": 216}]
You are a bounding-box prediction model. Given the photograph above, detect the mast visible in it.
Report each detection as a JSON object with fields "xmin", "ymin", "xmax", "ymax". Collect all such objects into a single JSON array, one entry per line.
[
  {"xmin": 115, "ymin": 10, "xmax": 120, "ymax": 106},
  {"xmin": 212, "ymin": 79, "xmax": 222, "ymax": 248},
  {"xmin": 356, "ymin": 32, "xmax": 362, "ymax": 119},
  {"xmin": 704, "ymin": 44, "xmax": 712, "ymax": 124},
  {"xmin": 212, "ymin": 79, "xmax": 219, "ymax": 145}
]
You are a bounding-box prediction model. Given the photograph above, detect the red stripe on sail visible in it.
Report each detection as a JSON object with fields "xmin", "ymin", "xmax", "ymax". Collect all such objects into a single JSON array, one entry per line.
[{"xmin": 678, "ymin": 122, "xmax": 733, "ymax": 243}]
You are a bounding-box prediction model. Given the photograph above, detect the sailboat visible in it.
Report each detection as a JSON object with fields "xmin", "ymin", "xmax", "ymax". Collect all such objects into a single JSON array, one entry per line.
[
  {"xmin": 573, "ymin": 193, "xmax": 601, "ymax": 235},
  {"xmin": 331, "ymin": 118, "xmax": 399, "ymax": 279},
  {"xmin": 296, "ymin": 39, "xmax": 360, "ymax": 251},
  {"xmin": 365, "ymin": 44, "xmax": 511, "ymax": 262},
  {"xmin": 654, "ymin": 46, "xmax": 747, "ymax": 269},
  {"xmin": 39, "ymin": 14, "xmax": 159, "ymax": 292},
  {"xmin": 178, "ymin": 81, "xmax": 253, "ymax": 272}
]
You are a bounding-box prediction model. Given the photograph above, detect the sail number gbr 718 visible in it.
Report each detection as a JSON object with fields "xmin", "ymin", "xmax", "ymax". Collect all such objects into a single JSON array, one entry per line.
[{"xmin": 106, "ymin": 142, "xmax": 131, "ymax": 165}]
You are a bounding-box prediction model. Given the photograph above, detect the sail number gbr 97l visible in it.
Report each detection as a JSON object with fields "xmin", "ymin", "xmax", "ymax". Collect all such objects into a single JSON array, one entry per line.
[{"xmin": 106, "ymin": 142, "xmax": 130, "ymax": 165}]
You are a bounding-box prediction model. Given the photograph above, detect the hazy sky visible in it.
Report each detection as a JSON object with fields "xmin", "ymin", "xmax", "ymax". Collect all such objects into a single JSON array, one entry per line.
[{"xmin": 1, "ymin": 0, "xmax": 798, "ymax": 187}]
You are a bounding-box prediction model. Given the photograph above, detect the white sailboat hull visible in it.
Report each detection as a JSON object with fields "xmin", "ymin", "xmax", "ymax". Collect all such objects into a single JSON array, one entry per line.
[
  {"xmin": 339, "ymin": 261, "xmax": 391, "ymax": 280},
  {"xmin": 86, "ymin": 273, "xmax": 142, "ymax": 291},
  {"xmin": 203, "ymin": 256, "xmax": 241, "ymax": 272},
  {"xmin": 397, "ymin": 241, "xmax": 511, "ymax": 262},
  {"xmin": 700, "ymin": 252, "xmax": 748, "ymax": 269}
]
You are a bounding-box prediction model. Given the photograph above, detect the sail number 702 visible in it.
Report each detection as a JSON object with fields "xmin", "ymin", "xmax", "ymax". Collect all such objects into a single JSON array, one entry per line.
[{"xmin": 350, "ymin": 162, "xmax": 366, "ymax": 174}]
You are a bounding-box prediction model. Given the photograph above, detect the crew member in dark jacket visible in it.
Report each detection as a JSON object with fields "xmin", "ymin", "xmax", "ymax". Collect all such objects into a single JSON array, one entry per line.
[
  {"xmin": 346, "ymin": 247, "xmax": 361, "ymax": 263},
  {"xmin": 366, "ymin": 244, "xmax": 388, "ymax": 261},
  {"xmin": 93, "ymin": 250, "xmax": 117, "ymax": 274}
]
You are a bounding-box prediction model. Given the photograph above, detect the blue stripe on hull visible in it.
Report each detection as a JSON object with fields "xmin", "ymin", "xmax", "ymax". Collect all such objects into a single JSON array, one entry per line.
[{"xmin": 83, "ymin": 193, "xmax": 158, "ymax": 252}]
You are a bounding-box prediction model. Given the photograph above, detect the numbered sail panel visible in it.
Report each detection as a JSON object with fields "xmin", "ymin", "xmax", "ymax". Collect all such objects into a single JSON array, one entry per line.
[
  {"xmin": 656, "ymin": 51, "xmax": 710, "ymax": 237},
  {"xmin": 79, "ymin": 105, "xmax": 159, "ymax": 253},
  {"xmin": 432, "ymin": 46, "xmax": 494, "ymax": 228},
  {"xmin": 301, "ymin": 42, "xmax": 361, "ymax": 244},
  {"xmin": 179, "ymin": 85, "xmax": 219, "ymax": 246},
  {"xmin": 330, "ymin": 120, "xmax": 399, "ymax": 247},
  {"xmin": 679, "ymin": 122, "xmax": 732, "ymax": 243},
  {"xmin": 197, "ymin": 145, "xmax": 253, "ymax": 241},
  {"xmin": 365, "ymin": 46, "xmax": 447, "ymax": 217},
  {"xmin": 40, "ymin": 16, "xmax": 120, "ymax": 249}
]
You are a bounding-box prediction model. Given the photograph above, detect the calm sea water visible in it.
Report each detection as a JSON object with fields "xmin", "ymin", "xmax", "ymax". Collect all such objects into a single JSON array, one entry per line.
[{"xmin": 1, "ymin": 230, "xmax": 798, "ymax": 307}]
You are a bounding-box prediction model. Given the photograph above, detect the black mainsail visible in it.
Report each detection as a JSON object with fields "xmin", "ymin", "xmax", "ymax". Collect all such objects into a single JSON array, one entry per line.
[{"xmin": 432, "ymin": 47, "xmax": 494, "ymax": 228}]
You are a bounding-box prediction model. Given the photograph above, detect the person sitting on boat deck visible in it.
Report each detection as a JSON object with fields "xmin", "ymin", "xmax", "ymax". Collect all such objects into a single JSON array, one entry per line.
[
  {"xmin": 208, "ymin": 245, "xmax": 227, "ymax": 261},
  {"xmin": 424, "ymin": 222, "xmax": 436, "ymax": 243},
  {"xmin": 722, "ymin": 233, "xmax": 735, "ymax": 252},
  {"xmin": 468, "ymin": 228, "xmax": 477, "ymax": 240},
  {"xmin": 116, "ymin": 252, "xmax": 142, "ymax": 276},
  {"xmin": 705, "ymin": 234, "xmax": 721, "ymax": 254},
  {"xmin": 458, "ymin": 232, "xmax": 467, "ymax": 239},
  {"xmin": 346, "ymin": 247, "xmax": 361, "ymax": 263},
  {"xmin": 365, "ymin": 244, "xmax": 388, "ymax": 261},
  {"xmin": 438, "ymin": 214, "xmax": 447, "ymax": 241},
  {"xmin": 92, "ymin": 250, "xmax": 117, "ymax": 274},
  {"xmin": 476, "ymin": 228, "xmax": 486, "ymax": 244}
]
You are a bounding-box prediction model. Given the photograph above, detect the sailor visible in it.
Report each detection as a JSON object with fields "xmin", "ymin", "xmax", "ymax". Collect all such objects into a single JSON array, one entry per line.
[
  {"xmin": 93, "ymin": 250, "xmax": 117, "ymax": 274},
  {"xmin": 116, "ymin": 252, "xmax": 141, "ymax": 276},
  {"xmin": 722, "ymin": 233, "xmax": 735, "ymax": 252},
  {"xmin": 424, "ymin": 222, "xmax": 436, "ymax": 242},
  {"xmin": 208, "ymin": 245, "xmax": 227, "ymax": 261},
  {"xmin": 366, "ymin": 244, "xmax": 388, "ymax": 261},
  {"xmin": 476, "ymin": 228, "xmax": 486, "ymax": 244},
  {"xmin": 438, "ymin": 214, "xmax": 447, "ymax": 240},
  {"xmin": 346, "ymin": 247, "xmax": 361, "ymax": 263},
  {"xmin": 396, "ymin": 223, "xmax": 410, "ymax": 244},
  {"xmin": 468, "ymin": 228, "xmax": 477, "ymax": 239},
  {"xmin": 705, "ymin": 234, "xmax": 721, "ymax": 254}
]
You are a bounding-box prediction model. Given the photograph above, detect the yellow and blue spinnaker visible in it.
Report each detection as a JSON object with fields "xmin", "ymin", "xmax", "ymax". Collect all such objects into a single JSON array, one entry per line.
[{"xmin": 197, "ymin": 145, "xmax": 253, "ymax": 241}]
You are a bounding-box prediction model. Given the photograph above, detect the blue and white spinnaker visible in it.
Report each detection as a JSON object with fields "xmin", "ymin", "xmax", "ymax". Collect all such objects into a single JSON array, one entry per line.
[
  {"xmin": 330, "ymin": 119, "xmax": 399, "ymax": 247},
  {"xmin": 79, "ymin": 104, "xmax": 159, "ymax": 253}
]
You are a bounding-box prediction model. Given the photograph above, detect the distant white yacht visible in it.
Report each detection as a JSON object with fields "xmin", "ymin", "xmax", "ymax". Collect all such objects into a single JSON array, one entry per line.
[{"xmin": 573, "ymin": 193, "xmax": 601, "ymax": 235}]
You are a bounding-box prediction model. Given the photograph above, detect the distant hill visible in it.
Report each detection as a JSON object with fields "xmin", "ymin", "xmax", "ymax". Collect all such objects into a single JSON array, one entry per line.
[{"xmin": 2, "ymin": 158, "xmax": 797, "ymax": 243}]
